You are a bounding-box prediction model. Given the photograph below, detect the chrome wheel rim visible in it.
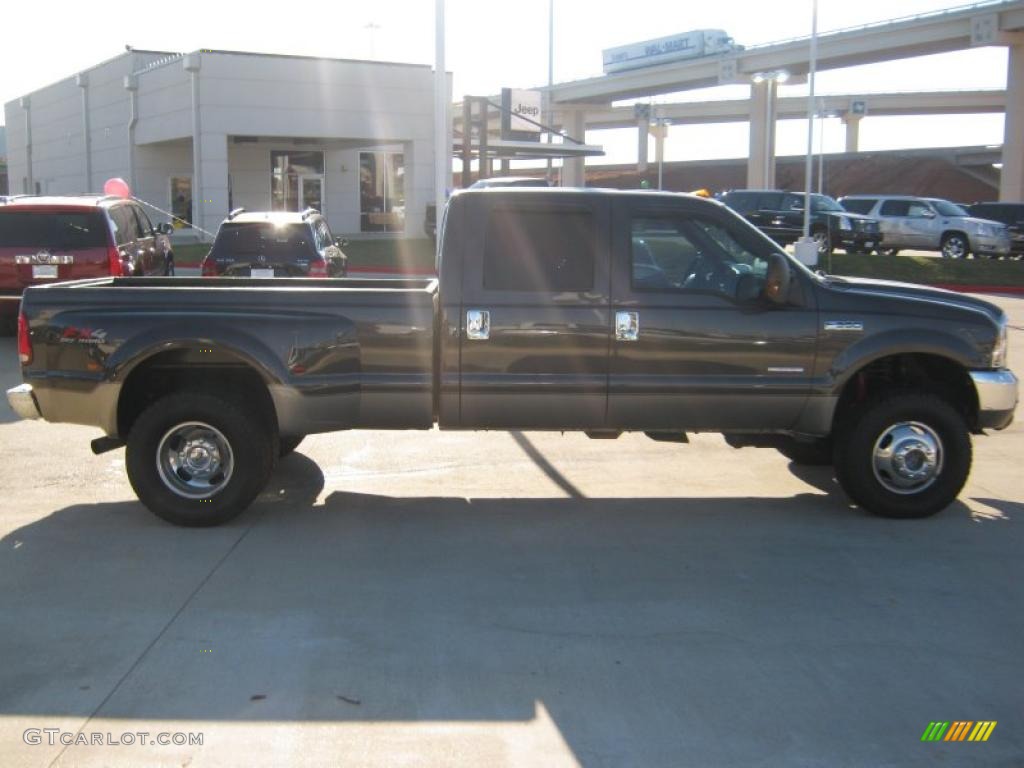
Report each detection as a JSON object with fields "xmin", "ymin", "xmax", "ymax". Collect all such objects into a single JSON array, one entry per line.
[
  {"xmin": 871, "ymin": 421, "xmax": 943, "ymax": 495},
  {"xmin": 943, "ymin": 237, "xmax": 966, "ymax": 259},
  {"xmin": 156, "ymin": 421, "xmax": 234, "ymax": 499}
]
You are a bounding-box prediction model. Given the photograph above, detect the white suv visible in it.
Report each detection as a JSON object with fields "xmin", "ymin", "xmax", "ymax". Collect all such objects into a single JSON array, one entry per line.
[{"xmin": 839, "ymin": 195, "xmax": 1011, "ymax": 259}]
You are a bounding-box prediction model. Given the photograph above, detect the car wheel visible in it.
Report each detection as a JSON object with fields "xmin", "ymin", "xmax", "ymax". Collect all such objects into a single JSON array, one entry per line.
[
  {"xmin": 775, "ymin": 437, "xmax": 834, "ymax": 466},
  {"xmin": 834, "ymin": 393, "xmax": 971, "ymax": 519},
  {"xmin": 812, "ymin": 229, "xmax": 833, "ymax": 256},
  {"xmin": 845, "ymin": 247, "xmax": 869, "ymax": 255},
  {"xmin": 279, "ymin": 435, "xmax": 305, "ymax": 457},
  {"xmin": 941, "ymin": 233, "xmax": 969, "ymax": 259},
  {"xmin": 125, "ymin": 391, "xmax": 277, "ymax": 526},
  {"xmin": 878, "ymin": 248, "xmax": 900, "ymax": 257}
]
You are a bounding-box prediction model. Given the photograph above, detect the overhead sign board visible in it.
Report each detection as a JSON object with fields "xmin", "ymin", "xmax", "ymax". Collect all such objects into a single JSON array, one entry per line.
[
  {"xmin": 501, "ymin": 88, "xmax": 543, "ymax": 142},
  {"xmin": 602, "ymin": 29, "xmax": 738, "ymax": 75}
]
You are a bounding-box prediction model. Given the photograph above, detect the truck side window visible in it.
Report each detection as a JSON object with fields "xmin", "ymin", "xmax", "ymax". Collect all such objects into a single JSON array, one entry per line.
[
  {"xmin": 483, "ymin": 206, "xmax": 594, "ymax": 292},
  {"xmin": 631, "ymin": 216, "xmax": 768, "ymax": 300}
]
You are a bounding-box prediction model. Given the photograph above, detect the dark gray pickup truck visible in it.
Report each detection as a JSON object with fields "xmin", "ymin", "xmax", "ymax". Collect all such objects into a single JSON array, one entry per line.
[{"xmin": 7, "ymin": 189, "xmax": 1018, "ymax": 526}]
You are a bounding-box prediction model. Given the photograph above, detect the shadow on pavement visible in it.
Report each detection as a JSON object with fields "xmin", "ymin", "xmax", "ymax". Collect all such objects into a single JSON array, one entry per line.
[{"xmin": 1, "ymin": 452, "xmax": 1021, "ymax": 765}]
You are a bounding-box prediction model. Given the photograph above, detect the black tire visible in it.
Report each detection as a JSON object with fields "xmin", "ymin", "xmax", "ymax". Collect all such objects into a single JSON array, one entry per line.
[
  {"xmin": 776, "ymin": 437, "xmax": 834, "ymax": 466},
  {"xmin": 879, "ymin": 248, "xmax": 900, "ymax": 257},
  {"xmin": 834, "ymin": 393, "xmax": 971, "ymax": 519},
  {"xmin": 279, "ymin": 435, "xmax": 305, "ymax": 457},
  {"xmin": 125, "ymin": 391, "xmax": 277, "ymax": 526},
  {"xmin": 941, "ymin": 232, "xmax": 969, "ymax": 260},
  {"xmin": 846, "ymin": 247, "xmax": 870, "ymax": 256}
]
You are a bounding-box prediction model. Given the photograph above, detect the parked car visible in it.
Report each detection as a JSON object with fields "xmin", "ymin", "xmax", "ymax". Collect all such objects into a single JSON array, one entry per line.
[
  {"xmin": 0, "ymin": 194, "xmax": 174, "ymax": 316},
  {"xmin": 8, "ymin": 188, "xmax": 1016, "ymax": 527},
  {"xmin": 966, "ymin": 202, "xmax": 1024, "ymax": 258},
  {"xmin": 839, "ymin": 195, "xmax": 1011, "ymax": 259},
  {"xmin": 425, "ymin": 177, "xmax": 551, "ymax": 241},
  {"xmin": 717, "ymin": 190, "xmax": 882, "ymax": 256},
  {"xmin": 200, "ymin": 209, "xmax": 347, "ymax": 278}
]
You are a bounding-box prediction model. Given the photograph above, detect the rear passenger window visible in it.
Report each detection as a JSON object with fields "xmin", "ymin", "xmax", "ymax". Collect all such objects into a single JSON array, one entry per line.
[
  {"xmin": 483, "ymin": 207, "xmax": 594, "ymax": 292},
  {"xmin": 109, "ymin": 206, "xmax": 140, "ymax": 245},
  {"xmin": 879, "ymin": 200, "xmax": 911, "ymax": 217},
  {"xmin": 840, "ymin": 199, "xmax": 877, "ymax": 215},
  {"xmin": 721, "ymin": 192, "xmax": 757, "ymax": 213},
  {"xmin": 758, "ymin": 193, "xmax": 783, "ymax": 210}
]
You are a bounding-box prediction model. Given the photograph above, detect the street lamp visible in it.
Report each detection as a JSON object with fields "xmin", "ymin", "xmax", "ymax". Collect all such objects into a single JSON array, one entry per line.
[{"xmin": 795, "ymin": 0, "xmax": 820, "ymax": 267}]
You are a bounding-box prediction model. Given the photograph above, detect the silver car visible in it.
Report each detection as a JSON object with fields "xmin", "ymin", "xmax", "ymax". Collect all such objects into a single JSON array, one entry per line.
[{"xmin": 839, "ymin": 195, "xmax": 1011, "ymax": 258}]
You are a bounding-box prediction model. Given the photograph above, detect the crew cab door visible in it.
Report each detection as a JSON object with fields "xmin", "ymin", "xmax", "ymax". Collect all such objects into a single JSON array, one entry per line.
[
  {"xmin": 608, "ymin": 199, "xmax": 818, "ymax": 431},
  {"xmin": 458, "ymin": 192, "xmax": 611, "ymax": 428}
]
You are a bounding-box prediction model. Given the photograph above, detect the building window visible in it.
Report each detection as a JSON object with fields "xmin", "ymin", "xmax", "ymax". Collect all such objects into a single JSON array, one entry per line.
[
  {"xmin": 359, "ymin": 151, "xmax": 404, "ymax": 233},
  {"xmin": 170, "ymin": 176, "xmax": 192, "ymax": 228},
  {"xmin": 271, "ymin": 151, "xmax": 325, "ymax": 212}
]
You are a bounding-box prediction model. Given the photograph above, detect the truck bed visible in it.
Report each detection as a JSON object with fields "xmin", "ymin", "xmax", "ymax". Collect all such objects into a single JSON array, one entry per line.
[{"xmin": 20, "ymin": 276, "xmax": 439, "ymax": 436}]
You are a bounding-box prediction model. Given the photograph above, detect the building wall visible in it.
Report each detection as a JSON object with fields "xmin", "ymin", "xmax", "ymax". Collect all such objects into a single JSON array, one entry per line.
[
  {"xmin": 5, "ymin": 50, "xmax": 441, "ymax": 237},
  {"xmin": 133, "ymin": 51, "xmax": 439, "ymax": 237},
  {"xmin": 3, "ymin": 51, "xmax": 168, "ymax": 196}
]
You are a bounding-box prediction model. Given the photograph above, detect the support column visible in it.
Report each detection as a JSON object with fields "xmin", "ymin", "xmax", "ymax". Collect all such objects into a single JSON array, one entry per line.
[
  {"xmin": 637, "ymin": 116, "xmax": 649, "ymax": 173},
  {"xmin": 561, "ymin": 109, "xmax": 586, "ymax": 187},
  {"xmin": 20, "ymin": 97, "xmax": 32, "ymax": 194},
  {"xmin": 184, "ymin": 54, "xmax": 205, "ymax": 238},
  {"xmin": 124, "ymin": 75, "xmax": 138, "ymax": 194},
  {"xmin": 1000, "ymin": 44, "xmax": 1024, "ymax": 201},
  {"xmin": 747, "ymin": 80, "xmax": 777, "ymax": 189},
  {"xmin": 198, "ymin": 132, "xmax": 229, "ymax": 238},
  {"xmin": 76, "ymin": 73, "xmax": 92, "ymax": 192},
  {"xmin": 842, "ymin": 114, "xmax": 861, "ymax": 153}
]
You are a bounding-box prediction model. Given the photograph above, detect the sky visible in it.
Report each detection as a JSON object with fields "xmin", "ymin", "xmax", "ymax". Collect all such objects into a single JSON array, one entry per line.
[{"xmin": 1, "ymin": 0, "xmax": 1011, "ymax": 165}]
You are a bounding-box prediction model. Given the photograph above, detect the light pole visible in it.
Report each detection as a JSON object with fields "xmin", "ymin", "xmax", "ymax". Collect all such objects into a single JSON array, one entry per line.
[
  {"xmin": 794, "ymin": 0, "xmax": 820, "ymax": 267},
  {"xmin": 434, "ymin": 0, "xmax": 447, "ymax": 263}
]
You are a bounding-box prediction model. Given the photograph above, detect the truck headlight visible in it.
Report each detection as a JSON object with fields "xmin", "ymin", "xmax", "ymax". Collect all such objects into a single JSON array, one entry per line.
[
  {"xmin": 992, "ymin": 317, "xmax": 1009, "ymax": 368},
  {"xmin": 838, "ymin": 216, "xmax": 852, "ymax": 231},
  {"xmin": 976, "ymin": 223, "xmax": 997, "ymax": 237}
]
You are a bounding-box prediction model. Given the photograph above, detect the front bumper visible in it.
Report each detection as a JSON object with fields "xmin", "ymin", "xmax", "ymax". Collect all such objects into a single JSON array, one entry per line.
[
  {"xmin": 6, "ymin": 383, "xmax": 42, "ymax": 420},
  {"xmin": 970, "ymin": 369, "xmax": 1018, "ymax": 430},
  {"xmin": 837, "ymin": 231, "xmax": 882, "ymax": 250},
  {"xmin": 972, "ymin": 234, "xmax": 1012, "ymax": 257}
]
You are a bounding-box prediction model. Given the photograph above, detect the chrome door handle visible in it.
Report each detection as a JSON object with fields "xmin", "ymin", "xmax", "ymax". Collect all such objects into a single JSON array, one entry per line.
[
  {"xmin": 616, "ymin": 311, "xmax": 639, "ymax": 341},
  {"xmin": 467, "ymin": 309, "xmax": 490, "ymax": 340}
]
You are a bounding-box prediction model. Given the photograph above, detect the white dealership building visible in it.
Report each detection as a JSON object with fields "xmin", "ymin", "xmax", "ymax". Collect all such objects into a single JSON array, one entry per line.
[{"xmin": 3, "ymin": 49, "xmax": 446, "ymax": 238}]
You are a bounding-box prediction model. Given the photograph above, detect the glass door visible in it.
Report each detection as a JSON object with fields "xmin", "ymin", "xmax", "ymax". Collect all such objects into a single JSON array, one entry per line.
[{"xmin": 300, "ymin": 176, "xmax": 323, "ymax": 212}]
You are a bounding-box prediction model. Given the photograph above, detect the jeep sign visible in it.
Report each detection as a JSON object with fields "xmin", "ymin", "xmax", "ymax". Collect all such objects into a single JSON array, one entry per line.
[{"xmin": 501, "ymin": 88, "xmax": 543, "ymax": 141}]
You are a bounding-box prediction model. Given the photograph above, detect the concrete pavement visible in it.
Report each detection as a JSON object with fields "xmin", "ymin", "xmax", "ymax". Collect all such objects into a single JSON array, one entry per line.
[{"xmin": 0, "ymin": 297, "xmax": 1022, "ymax": 767}]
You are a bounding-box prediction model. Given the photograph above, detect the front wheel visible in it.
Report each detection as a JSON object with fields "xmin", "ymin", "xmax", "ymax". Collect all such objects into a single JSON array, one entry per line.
[
  {"xmin": 834, "ymin": 394, "xmax": 971, "ymax": 518},
  {"xmin": 941, "ymin": 233, "xmax": 969, "ymax": 259},
  {"xmin": 125, "ymin": 391, "xmax": 277, "ymax": 526}
]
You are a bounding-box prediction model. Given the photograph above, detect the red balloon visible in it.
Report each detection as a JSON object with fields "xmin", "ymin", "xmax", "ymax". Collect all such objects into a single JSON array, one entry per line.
[{"xmin": 103, "ymin": 178, "xmax": 132, "ymax": 199}]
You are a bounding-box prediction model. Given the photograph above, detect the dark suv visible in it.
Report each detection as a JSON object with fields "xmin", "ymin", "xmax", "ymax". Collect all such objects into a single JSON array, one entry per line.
[
  {"xmin": 718, "ymin": 190, "xmax": 882, "ymax": 256},
  {"xmin": 201, "ymin": 209, "xmax": 348, "ymax": 278},
  {"xmin": 967, "ymin": 202, "xmax": 1024, "ymax": 257},
  {"xmin": 0, "ymin": 194, "xmax": 174, "ymax": 315}
]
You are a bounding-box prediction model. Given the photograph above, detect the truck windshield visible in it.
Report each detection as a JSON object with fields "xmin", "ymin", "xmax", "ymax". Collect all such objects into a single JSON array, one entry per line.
[
  {"xmin": 0, "ymin": 211, "xmax": 108, "ymax": 249},
  {"xmin": 931, "ymin": 200, "xmax": 968, "ymax": 217},
  {"xmin": 212, "ymin": 223, "xmax": 314, "ymax": 259},
  {"xmin": 811, "ymin": 195, "xmax": 844, "ymax": 212}
]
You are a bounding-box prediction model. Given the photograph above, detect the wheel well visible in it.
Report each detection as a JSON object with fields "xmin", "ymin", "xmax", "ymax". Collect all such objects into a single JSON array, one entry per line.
[
  {"xmin": 117, "ymin": 348, "xmax": 277, "ymax": 438},
  {"xmin": 834, "ymin": 353, "xmax": 978, "ymax": 431},
  {"xmin": 941, "ymin": 230, "xmax": 968, "ymax": 244}
]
